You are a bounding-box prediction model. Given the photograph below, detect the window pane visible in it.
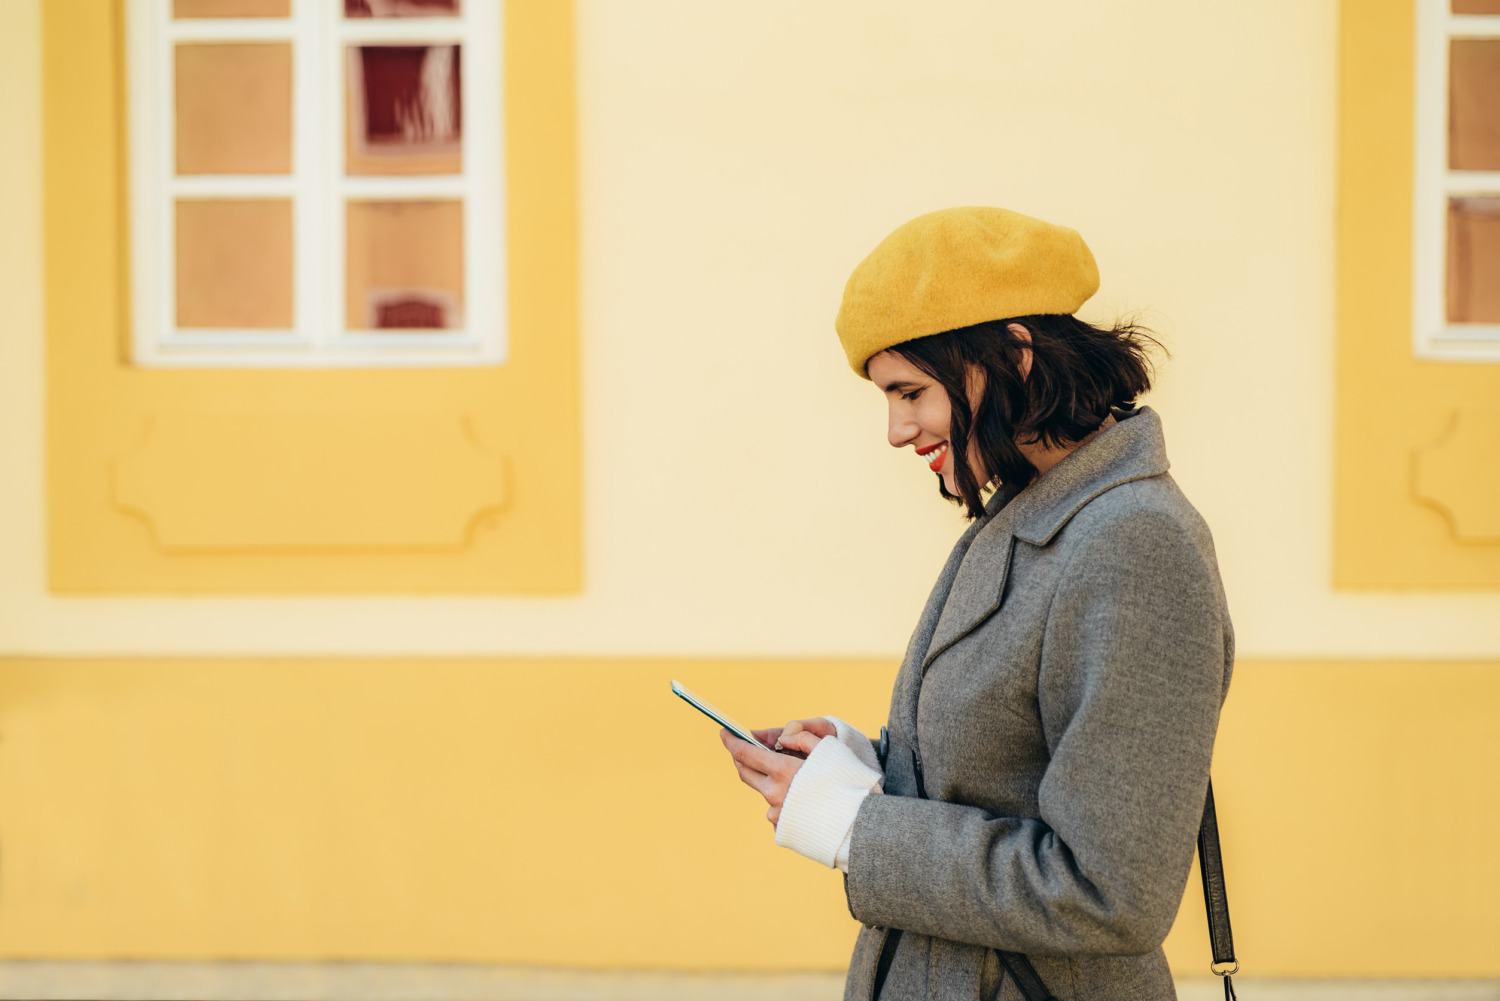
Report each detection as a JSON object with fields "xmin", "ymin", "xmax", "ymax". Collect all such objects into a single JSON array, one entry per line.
[
  {"xmin": 175, "ymin": 0, "xmax": 290, "ymax": 16},
  {"xmin": 176, "ymin": 200, "xmax": 293, "ymax": 329},
  {"xmin": 176, "ymin": 43, "xmax": 292, "ymax": 175},
  {"xmin": 345, "ymin": 0, "xmax": 460, "ymax": 16},
  {"xmin": 1450, "ymin": 40, "xmax": 1500, "ymax": 170},
  {"xmin": 1447, "ymin": 197, "xmax": 1500, "ymax": 323},
  {"xmin": 345, "ymin": 45, "xmax": 462, "ymax": 176},
  {"xmin": 346, "ymin": 201, "xmax": 464, "ymax": 330},
  {"xmin": 1453, "ymin": 0, "xmax": 1500, "ymax": 13}
]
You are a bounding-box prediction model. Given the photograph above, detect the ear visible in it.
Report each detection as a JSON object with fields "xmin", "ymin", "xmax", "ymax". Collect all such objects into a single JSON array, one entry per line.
[{"xmin": 1006, "ymin": 323, "xmax": 1034, "ymax": 381}]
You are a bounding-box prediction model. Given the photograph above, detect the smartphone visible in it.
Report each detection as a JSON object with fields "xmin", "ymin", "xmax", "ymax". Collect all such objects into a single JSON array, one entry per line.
[{"xmin": 671, "ymin": 679, "xmax": 774, "ymax": 750}]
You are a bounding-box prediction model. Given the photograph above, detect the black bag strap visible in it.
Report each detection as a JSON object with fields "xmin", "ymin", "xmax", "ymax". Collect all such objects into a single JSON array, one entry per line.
[
  {"xmin": 994, "ymin": 949, "xmax": 1060, "ymax": 1001},
  {"xmin": 998, "ymin": 780, "xmax": 1237, "ymax": 1001},
  {"xmin": 1197, "ymin": 781, "xmax": 1239, "ymax": 1000}
]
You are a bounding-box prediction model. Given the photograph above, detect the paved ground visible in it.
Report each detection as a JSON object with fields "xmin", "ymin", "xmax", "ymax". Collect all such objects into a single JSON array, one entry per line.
[{"xmin": 0, "ymin": 961, "xmax": 1495, "ymax": 1000}]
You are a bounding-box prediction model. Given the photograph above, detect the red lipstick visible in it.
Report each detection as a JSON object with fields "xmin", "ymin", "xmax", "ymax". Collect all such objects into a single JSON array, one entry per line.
[{"xmin": 915, "ymin": 442, "xmax": 949, "ymax": 473}]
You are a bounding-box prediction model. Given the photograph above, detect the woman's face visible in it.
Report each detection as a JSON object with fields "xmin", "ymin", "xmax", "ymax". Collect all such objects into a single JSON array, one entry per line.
[{"xmin": 867, "ymin": 349, "xmax": 981, "ymax": 496}]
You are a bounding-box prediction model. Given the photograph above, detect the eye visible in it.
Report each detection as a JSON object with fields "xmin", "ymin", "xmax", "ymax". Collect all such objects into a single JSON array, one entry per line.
[{"xmin": 900, "ymin": 389, "xmax": 922, "ymax": 402}]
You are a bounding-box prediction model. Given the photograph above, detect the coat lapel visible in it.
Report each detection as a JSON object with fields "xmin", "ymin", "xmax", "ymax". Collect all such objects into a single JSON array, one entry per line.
[
  {"xmin": 919, "ymin": 407, "xmax": 1171, "ymax": 674},
  {"xmin": 920, "ymin": 509, "xmax": 1018, "ymax": 673},
  {"xmin": 891, "ymin": 512, "xmax": 993, "ymax": 744}
]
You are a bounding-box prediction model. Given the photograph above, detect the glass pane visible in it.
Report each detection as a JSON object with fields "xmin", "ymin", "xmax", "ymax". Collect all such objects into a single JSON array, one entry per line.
[
  {"xmin": 345, "ymin": 0, "xmax": 460, "ymax": 16},
  {"xmin": 1450, "ymin": 40, "xmax": 1500, "ymax": 170},
  {"xmin": 176, "ymin": 0, "xmax": 290, "ymax": 16},
  {"xmin": 1447, "ymin": 198, "xmax": 1500, "ymax": 323},
  {"xmin": 346, "ymin": 201, "xmax": 464, "ymax": 330},
  {"xmin": 345, "ymin": 45, "xmax": 462, "ymax": 176},
  {"xmin": 176, "ymin": 43, "xmax": 292, "ymax": 175},
  {"xmin": 1454, "ymin": 0, "xmax": 1500, "ymax": 13},
  {"xmin": 176, "ymin": 199, "xmax": 293, "ymax": 329}
]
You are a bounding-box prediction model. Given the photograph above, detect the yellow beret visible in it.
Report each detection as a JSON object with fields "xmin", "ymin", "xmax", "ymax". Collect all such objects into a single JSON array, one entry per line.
[{"xmin": 834, "ymin": 206, "xmax": 1099, "ymax": 377}]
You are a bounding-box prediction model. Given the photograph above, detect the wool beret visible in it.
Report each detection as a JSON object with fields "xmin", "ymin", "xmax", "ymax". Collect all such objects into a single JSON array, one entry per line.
[{"xmin": 834, "ymin": 206, "xmax": 1099, "ymax": 377}]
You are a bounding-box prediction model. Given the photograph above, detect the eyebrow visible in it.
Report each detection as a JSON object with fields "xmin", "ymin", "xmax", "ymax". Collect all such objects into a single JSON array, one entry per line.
[{"xmin": 880, "ymin": 380, "xmax": 923, "ymax": 394}]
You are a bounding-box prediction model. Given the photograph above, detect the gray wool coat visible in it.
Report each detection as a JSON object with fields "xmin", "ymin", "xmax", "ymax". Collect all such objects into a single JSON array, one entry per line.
[{"xmin": 842, "ymin": 407, "xmax": 1234, "ymax": 1001}]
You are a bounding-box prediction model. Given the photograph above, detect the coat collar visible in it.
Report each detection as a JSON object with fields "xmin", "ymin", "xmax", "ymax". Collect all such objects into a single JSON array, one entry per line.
[
  {"xmin": 1008, "ymin": 405, "xmax": 1170, "ymax": 546},
  {"xmin": 919, "ymin": 406, "xmax": 1170, "ymax": 672}
]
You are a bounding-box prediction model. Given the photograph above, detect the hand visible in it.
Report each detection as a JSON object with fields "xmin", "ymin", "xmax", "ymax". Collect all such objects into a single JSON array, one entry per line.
[{"xmin": 721, "ymin": 717, "xmax": 838, "ymax": 827}]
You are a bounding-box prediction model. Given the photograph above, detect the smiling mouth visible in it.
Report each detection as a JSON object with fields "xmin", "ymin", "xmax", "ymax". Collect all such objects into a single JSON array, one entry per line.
[{"xmin": 915, "ymin": 441, "xmax": 949, "ymax": 472}]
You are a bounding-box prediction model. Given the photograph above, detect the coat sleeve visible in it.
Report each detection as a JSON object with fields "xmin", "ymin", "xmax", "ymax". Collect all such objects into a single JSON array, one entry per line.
[{"xmin": 842, "ymin": 508, "xmax": 1230, "ymax": 956}]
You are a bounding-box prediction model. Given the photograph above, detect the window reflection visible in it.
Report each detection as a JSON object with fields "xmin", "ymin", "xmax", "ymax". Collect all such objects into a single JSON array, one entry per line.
[
  {"xmin": 345, "ymin": 0, "xmax": 460, "ymax": 17},
  {"xmin": 346, "ymin": 45, "xmax": 462, "ymax": 175},
  {"xmin": 177, "ymin": 199, "xmax": 294, "ymax": 329},
  {"xmin": 176, "ymin": 0, "xmax": 290, "ymax": 17},
  {"xmin": 346, "ymin": 200, "xmax": 464, "ymax": 330},
  {"xmin": 176, "ymin": 43, "xmax": 293, "ymax": 175},
  {"xmin": 1447, "ymin": 197, "xmax": 1500, "ymax": 323}
]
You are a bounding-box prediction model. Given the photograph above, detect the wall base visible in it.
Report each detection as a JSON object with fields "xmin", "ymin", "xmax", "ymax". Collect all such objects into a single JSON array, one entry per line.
[{"xmin": 0, "ymin": 962, "xmax": 1495, "ymax": 1001}]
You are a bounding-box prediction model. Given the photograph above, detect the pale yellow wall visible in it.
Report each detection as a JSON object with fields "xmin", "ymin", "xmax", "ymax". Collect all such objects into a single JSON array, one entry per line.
[{"xmin": 1, "ymin": 0, "xmax": 1498, "ymax": 658}]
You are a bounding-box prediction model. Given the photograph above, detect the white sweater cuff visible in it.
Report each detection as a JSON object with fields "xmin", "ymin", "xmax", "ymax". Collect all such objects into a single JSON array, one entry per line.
[
  {"xmin": 825, "ymin": 716, "xmax": 884, "ymax": 773},
  {"xmin": 774, "ymin": 719, "xmax": 883, "ymax": 870}
]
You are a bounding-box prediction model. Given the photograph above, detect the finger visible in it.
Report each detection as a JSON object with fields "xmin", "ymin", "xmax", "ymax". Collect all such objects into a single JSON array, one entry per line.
[
  {"xmin": 720, "ymin": 728, "xmax": 769, "ymax": 756},
  {"xmin": 773, "ymin": 720, "xmax": 804, "ymax": 751},
  {"xmin": 799, "ymin": 717, "xmax": 839, "ymax": 739},
  {"xmin": 767, "ymin": 804, "xmax": 780, "ymax": 827},
  {"xmin": 754, "ymin": 727, "xmax": 784, "ymax": 748},
  {"xmin": 730, "ymin": 734, "xmax": 786, "ymax": 774},
  {"xmin": 731, "ymin": 758, "xmax": 777, "ymax": 798},
  {"xmin": 779, "ymin": 730, "xmax": 823, "ymax": 755}
]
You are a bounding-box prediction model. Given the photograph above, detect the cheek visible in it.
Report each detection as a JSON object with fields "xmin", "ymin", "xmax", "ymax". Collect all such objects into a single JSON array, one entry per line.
[{"xmin": 917, "ymin": 398, "xmax": 951, "ymax": 438}]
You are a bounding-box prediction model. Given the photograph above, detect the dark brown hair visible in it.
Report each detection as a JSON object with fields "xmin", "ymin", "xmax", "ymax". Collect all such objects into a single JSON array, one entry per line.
[{"xmin": 890, "ymin": 314, "xmax": 1160, "ymax": 519}]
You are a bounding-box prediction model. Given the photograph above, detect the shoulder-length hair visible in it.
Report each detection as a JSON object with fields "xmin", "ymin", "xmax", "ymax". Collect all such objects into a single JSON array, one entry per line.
[{"xmin": 890, "ymin": 314, "xmax": 1160, "ymax": 519}]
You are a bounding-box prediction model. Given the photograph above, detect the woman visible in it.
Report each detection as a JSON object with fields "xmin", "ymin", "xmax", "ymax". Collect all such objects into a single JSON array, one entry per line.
[{"xmin": 721, "ymin": 207, "xmax": 1233, "ymax": 1001}]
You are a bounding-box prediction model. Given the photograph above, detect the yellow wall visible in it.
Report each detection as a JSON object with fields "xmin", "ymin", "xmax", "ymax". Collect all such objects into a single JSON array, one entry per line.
[
  {"xmin": 1335, "ymin": 0, "xmax": 1500, "ymax": 586},
  {"xmin": 46, "ymin": 0, "xmax": 582, "ymax": 593},
  {"xmin": 0, "ymin": 657, "xmax": 1494, "ymax": 977},
  {"xmin": 2, "ymin": 0, "xmax": 1499, "ymax": 980}
]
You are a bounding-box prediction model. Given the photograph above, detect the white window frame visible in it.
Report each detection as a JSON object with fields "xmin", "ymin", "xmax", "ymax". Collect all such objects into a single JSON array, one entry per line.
[
  {"xmin": 127, "ymin": 0, "xmax": 506, "ymax": 369},
  {"xmin": 1414, "ymin": 1, "xmax": 1500, "ymax": 362}
]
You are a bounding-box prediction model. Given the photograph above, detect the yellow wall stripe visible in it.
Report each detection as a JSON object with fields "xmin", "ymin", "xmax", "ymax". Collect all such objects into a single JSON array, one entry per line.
[{"xmin": 0, "ymin": 657, "xmax": 1493, "ymax": 976}]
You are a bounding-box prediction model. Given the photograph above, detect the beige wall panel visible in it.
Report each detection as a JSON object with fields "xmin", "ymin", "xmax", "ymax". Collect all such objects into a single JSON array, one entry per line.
[
  {"xmin": 2, "ymin": 2, "xmax": 1499, "ymax": 651},
  {"xmin": 175, "ymin": 43, "xmax": 292, "ymax": 176},
  {"xmin": 113, "ymin": 412, "xmax": 507, "ymax": 551},
  {"xmin": 1415, "ymin": 407, "xmax": 1500, "ymax": 542},
  {"xmin": 175, "ymin": 199, "xmax": 293, "ymax": 329}
]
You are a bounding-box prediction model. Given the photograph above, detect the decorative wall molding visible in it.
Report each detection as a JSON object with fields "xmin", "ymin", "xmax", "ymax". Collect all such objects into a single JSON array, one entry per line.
[
  {"xmin": 1414, "ymin": 408, "xmax": 1500, "ymax": 544},
  {"xmin": 113, "ymin": 410, "xmax": 507, "ymax": 552},
  {"xmin": 0, "ymin": 963, "xmax": 1494, "ymax": 1001}
]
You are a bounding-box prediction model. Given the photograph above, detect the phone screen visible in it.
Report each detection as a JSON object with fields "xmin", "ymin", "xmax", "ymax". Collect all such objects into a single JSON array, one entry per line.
[{"xmin": 671, "ymin": 680, "xmax": 771, "ymax": 750}]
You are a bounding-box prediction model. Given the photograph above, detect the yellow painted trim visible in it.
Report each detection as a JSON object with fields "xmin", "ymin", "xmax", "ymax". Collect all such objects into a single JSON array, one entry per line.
[
  {"xmin": 44, "ymin": 0, "xmax": 581, "ymax": 591},
  {"xmin": 1335, "ymin": 0, "xmax": 1500, "ymax": 587},
  {"xmin": 0, "ymin": 656, "xmax": 1494, "ymax": 976}
]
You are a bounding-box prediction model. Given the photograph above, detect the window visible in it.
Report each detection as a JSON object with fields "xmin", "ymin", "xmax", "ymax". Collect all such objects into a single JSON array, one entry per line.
[
  {"xmin": 1414, "ymin": 0, "xmax": 1500, "ymax": 360},
  {"xmin": 127, "ymin": 0, "xmax": 505, "ymax": 367}
]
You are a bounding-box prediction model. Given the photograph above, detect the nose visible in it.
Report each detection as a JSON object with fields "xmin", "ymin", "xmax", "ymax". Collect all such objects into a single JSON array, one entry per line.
[{"xmin": 888, "ymin": 404, "xmax": 918, "ymax": 449}]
